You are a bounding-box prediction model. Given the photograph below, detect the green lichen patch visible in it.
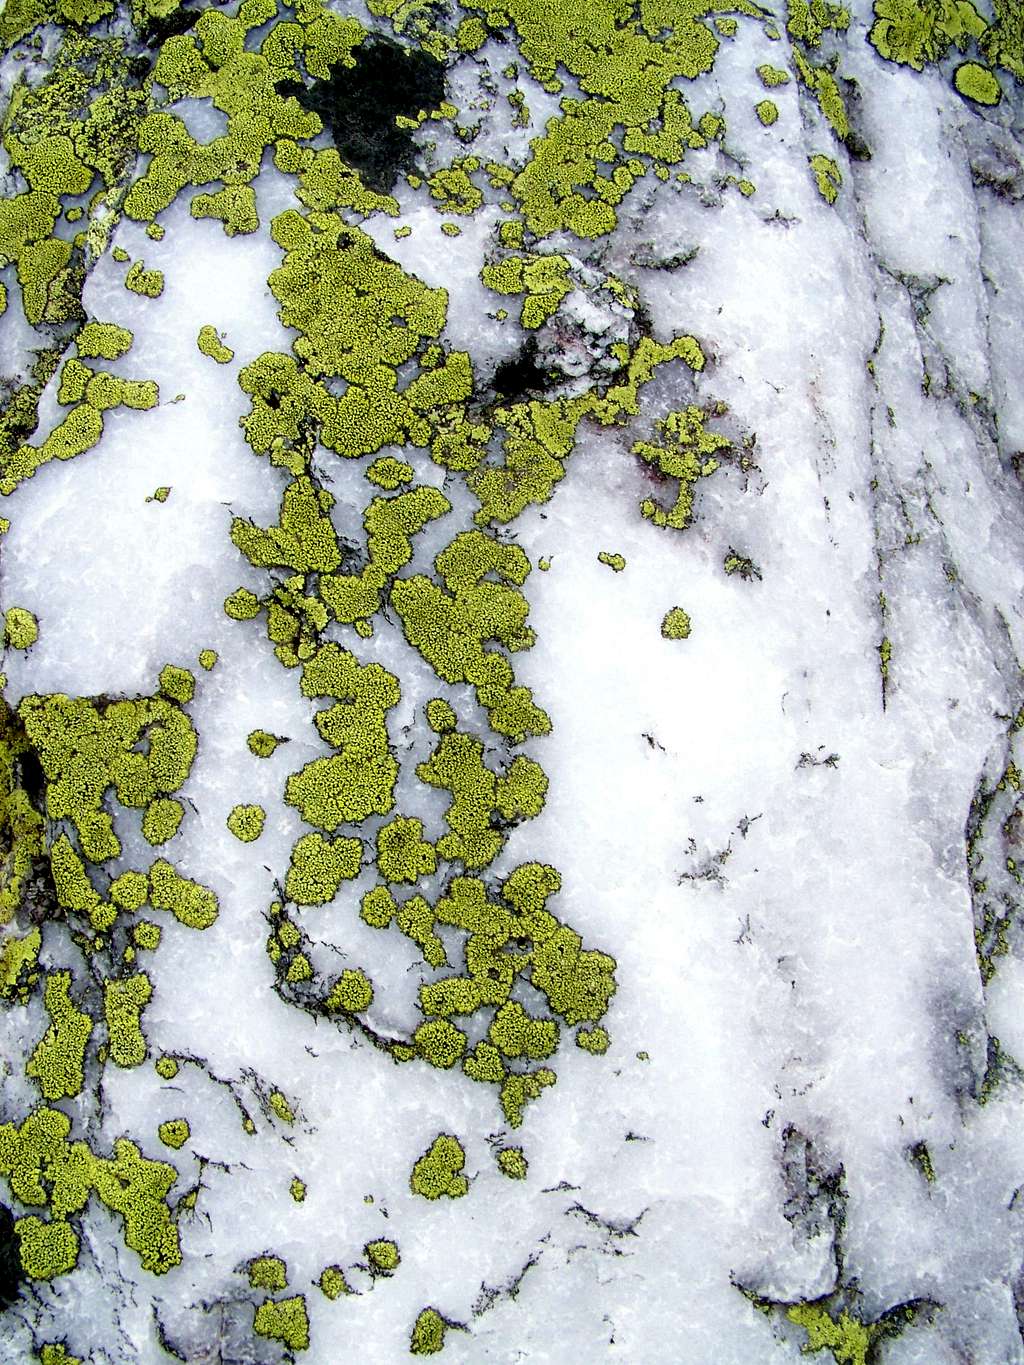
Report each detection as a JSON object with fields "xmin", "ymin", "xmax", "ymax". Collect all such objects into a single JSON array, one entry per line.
[
  {"xmin": 77, "ymin": 322, "xmax": 133, "ymax": 362},
  {"xmin": 247, "ymin": 728, "xmax": 286, "ymax": 757},
  {"xmin": 103, "ymin": 973, "xmax": 152, "ymax": 1068},
  {"xmin": 410, "ymin": 1133, "xmax": 468, "ymax": 1200},
  {"xmin": 157, "ymin": 1119, "xmax": 189, "ymax": 1150},
  {"xmin": 283, "ymin": 644, "xmax": 402, "ymax": 828},
  {"xmin": 227, "ymin": 803, "xmax": 266, "ymax": 843},
  {"xmin": 37, "ymin": 1346, "xmax": 81, "ymax": 1365},
  {"xmin": 318, "ymin": 1264, "xmax": 351, "ymax": 1299},
  {"xmin": 285, "ymin": 832, "xmax": 362, "ymax": 904},
  {"xmin": 141, "ymin": 797, "xmax": 185, "ymax": 846},
  {"xmin": 757, "ymin": 63, "xmax": 791, "ymax": 85},
  {"xmin": 149, "ymin": 860, "xmax": 219, "ymax": 930},
  {"xmin": 496, "ymin": 1146, "xmax": 528, "ymax": 1180},
  {"xmin": 26, "ymin": 972, "xmax": 93, "ymax": 1101},
  {"xmin": 4, "ymin": 607, "xmax": 39, "ymax": 650},
  {"xmin": 15, "ymin": 1216, "xmax": 79, "ymax": 1281},
  {"xmin": 324, "ymin": 968, "xmax": 374, "ymax": 1013},
  {"xmin": 132, "ymin": 921, "xmax": 161, "ymax": 952},
  {"xmin": 225, "ymin": 588, "xmax": 262, "ymax": 621},
  {"xmin": 376, "ymin": 815, "xmax": 437, "ymax": 883},
  {"xmin": 633, "ymin": 406, "xmax": 727, "ymax": 530},
  {"xmin": 268, "ymin": 1090, "xmax": 295, "ymax": 1124},
  {"xmin": 146, "ymin": 486, "xmax": 171, "ymax": 504},
  {"xmin": 410, "ymin": 1307, "xmax": 447, "ymax": 1355},
  {"xmin": 661, "ymin": 607, "xmax": 691, "ymax": 640},
  {"xmin": 756, "ymin": 99, "xmax": 779, "ymax": 125},
  {"xmin": 366, "ymin": 455, "xmax": 414, "ymax": 489},
  {"xmin": 597, "ymin": 551, "xmax": 626, "ymax": 572},
  {"xmin": 392, "ymin": 532, "xmax": 550, "ymax": 743},
  {"xmin": 253, "ymin": 1294, "xmax": 310, "ymax": 1352},
  {"xmin": 0, "ymin": 1109, "xmax": 181, "ymax": 1277},
  {"xmin": 248, "ymin": 1254, "xmax": 288, "ymax": 1291},
  {"xmin": 289, "ymin": 1176, "xmax": 307, "ymax": 1203},
  {"xmin": 154, "ymin": 1056, "xmax": 179, "ymax": 1080},
  {"xmin": 576, "ymin": 1024, "xmax": 610, "ymax": 1054},
  {"xmin": 197, "ymin": 325, "xmax": 235, "ymax": 363},
  {"xmin": 416, "ymin": 728, "xmax": 547, "ymax": 869},
  {"xmin": 18, "ymin": 683, "xmax": 198, "ymax": 865},
  {"xmin": 809, "ymin": 152, "xmax": 842, "ymax": 204},
  {"xmin": 198, "ymin": 649, "xmax": 218, "ymax": 671},
  {"xmin": 364, "ymin": 1237, "xmax": 400, "ymax": 1275},
  {"xmin": 124, "ymin": 261, "xmax": 164, "ymax": 298},
  {"xmin": 953, "ymin": 60, "xmax": 1002, "ymax": 103}
]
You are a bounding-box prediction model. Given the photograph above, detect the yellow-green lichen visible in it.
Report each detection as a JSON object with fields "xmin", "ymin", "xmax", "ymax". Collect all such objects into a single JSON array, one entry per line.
[
  {"xmin": 954, "ymin": 59, "xmax": 1002, "ymax": 103},
  {"xmin": 141, "ymin": 797, "xmax": 185, "ymax": 846},
  {"xmin": 103, "ymin": 973, "xmax": 152, "ymax": 1068},
  {"xmin": 496, "ymin": 1146, "xmax": 528, "ymax": 1179},
  {"xmin": 157, "ymin": 1118, "xmax": 189, "ymax": 1150},
  {"xmin": 324, "ymin": 968, "xmax": 374, "ymax": 1013},
  {"xmin": 15, "ymin": 1216, "xmax": 79, "ymax": 1281},
  {"xmin": 26, "ymin": 971, "xmax": 93, "ymax": 1100},
  {"xmin": 809, "ymin": 152, "xmax": 842, "ymax": 203},
  {"xmin": 365, "ymin": 1238, "xmax": 400, "ymax": 1274},
  {"xmin": 318, "ymin": 1264, "xmax": 351, "ymax": 1298},
  {"xmin": 227, "ymin": 803, "xmax": 266, "ymax": 843},
  {"xmin": 249, "ymin": 1254, "xmax": 288, "ymax": 1291},
  {"xmin": 285, "ymin": 831, "xmax": 362, "ymax": 904},
  {"xmin": 576, "ymin": 1024, "xmax": 610, "ymax": 1053},
  {"xmin": 4, "ymin": 607, "xmax": 39, "ymax": 650},
  {"xmin": 410, "ymin": 1133, "xmax": 468, "ymax": 1200},
  {"xmin": 597, "ymin": 551, "xmax": 626, "ymax": 572},
  {"xmin": 197, "ymin": 325, "xmax": 235, "ymax": 363},
  {"xmin": 253, "ymin": 1294, "xmax": 310, "ymax": 1352},
  {"xmin": 124, "ymin": 261, "xmax": 164, "ymax": 298},
  {"xmin": 410, "ymin": 1307, "xmax": 447, "ymax": 1355},
  {"xmin": 248, "ymin": 728, "xmax": 286, "ymax": 757},
  {"xmin": 376, "ymin": 815, "xmax": 437, "ymax": 883},
  {"xmin": 661, "ymin": 607, "xmax": 692, "ymax": 640},
  {"xmin": 268, "ymin": 1090, "xmax": 295, "ymax": 1124}
]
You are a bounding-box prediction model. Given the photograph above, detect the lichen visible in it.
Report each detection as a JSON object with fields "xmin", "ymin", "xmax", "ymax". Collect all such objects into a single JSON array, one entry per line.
[
  {"xmin": 197, "ymin": 325, "xmax": 235, "ymax": 363},
  {"xmin": 410, "ymin": 1307, "xmax": 447, "ymax": 1354},
  {"xmin": 364, "ymin": 1237, "xmax": 400, "ymax": 1275},
  {"xmin": 318, "ymin": 1264, "xmax": 351, "ymax": 1298},
  {"xmin": 26, "ymin": 972, "xmax": 93, "ymax": 1101},
  {"xmin": 227, "ymin": 803, "xmax": 266, "ymax": 843},
  {"xmin": 248, "ymin": 1254, "xmax": 288, "ymax": 1291},
  {"xmin": 253, "ymin": 1294, "xmax": 310, "ymax": 1352},
  {"xmin": 496, "ymin": 1146, "xmax": 528, "ymax": 1179},
  {"xmin": 4, "ymin": 607, "xmax": 39, "ymax": 650},
  {"xmin": 410, "ymin": 1133, "xmax": 468, "ymax": 1200},
  {"xmin": 157, "ymin": 1118, "xmax": 189, "ymax": 1150},
  {"xmin": 661, "ymin": 607, "xmax": 692, "ymax": 640}
]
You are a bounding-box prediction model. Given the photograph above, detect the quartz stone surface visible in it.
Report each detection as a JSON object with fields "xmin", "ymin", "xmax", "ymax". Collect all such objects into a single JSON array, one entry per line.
[{"xmin": 1, "ymin": 1, "xmax": 1023, "ymax": 1361}]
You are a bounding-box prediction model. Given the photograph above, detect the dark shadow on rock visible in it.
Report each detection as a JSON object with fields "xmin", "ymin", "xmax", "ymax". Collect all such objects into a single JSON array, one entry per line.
[{"xmin": 291, "ymin": 38, "xmax": 446, "ymax": 192}]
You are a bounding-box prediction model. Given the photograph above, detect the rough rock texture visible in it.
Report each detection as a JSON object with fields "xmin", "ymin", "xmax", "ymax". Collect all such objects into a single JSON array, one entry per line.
[{"xmin": 0, "ymin": 0, "xmax": 1023, "ymax": 1361}]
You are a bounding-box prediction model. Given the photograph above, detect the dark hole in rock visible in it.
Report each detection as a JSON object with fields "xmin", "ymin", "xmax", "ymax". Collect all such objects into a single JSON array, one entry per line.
[
  {"xmin": 491, "ymin": 339, "xmax": 555, "ymax": 402},
  {"xmin": 0, "ymin": 1204, "xmax": 23, "ymax": 1310},
  {"xmin": 291, "ymin": 38, "xmax": 445, "ymax": 192},
  {"xmin": 17, "ymin": 751, "xmax": 45, "ymax": 805},
  {"xmin": 141, "ymin": 1, "xmax": 201, "ymax": 51}
]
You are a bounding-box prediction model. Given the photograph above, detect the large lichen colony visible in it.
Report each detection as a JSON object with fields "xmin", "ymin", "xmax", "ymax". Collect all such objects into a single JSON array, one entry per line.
[{"xmin": 0, "ymin": 0, "xmax": 1018, "ymax": 1358}]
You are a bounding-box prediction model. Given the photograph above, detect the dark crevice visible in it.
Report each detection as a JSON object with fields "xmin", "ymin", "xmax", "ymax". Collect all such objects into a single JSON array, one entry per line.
[
  {"xmin": 292, "ymin": 38, "xmax": 446, "ymax": 192},
  {"xmin": 490, "ymin": 339, "xmax": 556, "ymax": 402}
]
